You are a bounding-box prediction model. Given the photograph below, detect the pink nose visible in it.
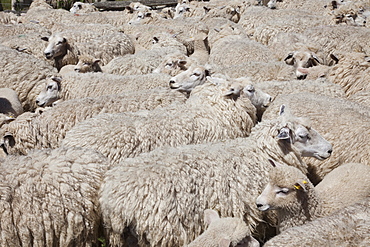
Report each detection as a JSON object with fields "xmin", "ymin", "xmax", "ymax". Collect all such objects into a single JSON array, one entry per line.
[{"xmin": 297, "ymin": 67, "xmax": 309, "ymax": 74}]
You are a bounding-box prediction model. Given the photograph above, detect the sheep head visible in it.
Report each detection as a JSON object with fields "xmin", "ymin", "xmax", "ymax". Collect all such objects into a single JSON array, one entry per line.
[
  {"xmin": 36, "ymin": 76, "xmax": 62, "ymax": 107},
  {"xmin": 42, "ymin": 33, "xmax": 69, "ymax": 60},
  {"xmin": 74, "ymin": 55, "xmax": 102, "ymax": 73},
  {"xmin": 284, "ymin": 51, "xmax": 321, "ymax": 80},
  {"xmin": 169, "ymin": 65, "xmax": 210, "ymax": 95},
  {"xmin": 275, "ymin": 105, "xmax": 333, "ymax": 160}
]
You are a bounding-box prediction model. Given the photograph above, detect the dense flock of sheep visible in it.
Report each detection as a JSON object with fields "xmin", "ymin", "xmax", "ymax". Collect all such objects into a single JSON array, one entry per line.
[{"xmin": 0, "ymin": 0, "xmax": 370, "ymax": 246}]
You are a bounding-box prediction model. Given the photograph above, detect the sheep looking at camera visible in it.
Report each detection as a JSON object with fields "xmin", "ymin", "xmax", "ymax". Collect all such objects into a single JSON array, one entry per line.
[
  {"xmin": 1, "ymin": 87, "xmax": 187, "ymax": 156},
  {"xmin": 98, "ymin": 105, "xmax": 332, "ymax": 246},
  {"xmin": 0, "ymin": 147, "xmax": 109, "ymax": 246},
  {"xmin": 69, "ymin": 2, "xmax": 98, "ymax": 14},
  {"xmin": 256, "ymin": 162, "xmax": 370, "ymax": 233}
]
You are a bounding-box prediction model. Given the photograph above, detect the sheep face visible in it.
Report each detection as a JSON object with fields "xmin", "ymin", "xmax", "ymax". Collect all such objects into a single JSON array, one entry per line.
[
  {"xmin": 256, "ymin": 162, "xmax": 311, "ymax": 212},
  {"xmin": 128, "ymin": 11, "xmax": 153, "ymax": 25},
  {"xmin": 42, "ymin": 34, "xmax": 69, "ymax": 60},
  {"xmin": 153, "ymin": 54, "xmax": 189, "ymax": 76},
  {"xmin": 284, "ymin": 51, "xmax": 321, "ymax": 80},
  {"xmin": 241, "ymin": 84, "xmax": 272, "ymax": 117},
  {"xmin": 277, "ymin": 105, "xmax": 333, "ymax": 160},
  {"xmin": 36, "ymin": 77, "xmax": 61, "ymax": 107},
  {"xmin": 74, "ymin": 57, "xmax": 102, "ymax": 73},
  {"xmin": 169, "ymin": 65, "xmax": 209, "ymax": 94},
  {"xmin": 70, "ymin": 2, "xmax": 83, "ymax": 14}
]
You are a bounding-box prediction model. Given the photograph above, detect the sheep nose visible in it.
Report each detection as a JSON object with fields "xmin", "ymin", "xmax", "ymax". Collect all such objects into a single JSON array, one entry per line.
[
  {"xmin": 169, "ymin": 80, "xmax": 175, "ymax": 85},
  {"xmin": 327, "ymin": 149, "xmax": 332, "ymax": 154},
  {"xmin": 74, "ymin": 68, "xmax": 80, "ymax": 72},
  {"xmin": 297, "ymin": 74, "xmax": 307, "ymax": 80}
]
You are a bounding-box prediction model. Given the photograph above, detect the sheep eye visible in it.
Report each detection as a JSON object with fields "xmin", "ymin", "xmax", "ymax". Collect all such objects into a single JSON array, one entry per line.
[
  {"xmin": 84, "ymin": 63, "xmax": 91, "ymax": 66},
  {"xmin": 47, "ymin": 85, "xmax": 53, "ymax": 90},
  {"xmin": 192, "ymin": 72, "xmax": 201, "ymax": 77},
  {"xmin": 277, "ymin": 188, "xmax": 289, "ymax": 195}
]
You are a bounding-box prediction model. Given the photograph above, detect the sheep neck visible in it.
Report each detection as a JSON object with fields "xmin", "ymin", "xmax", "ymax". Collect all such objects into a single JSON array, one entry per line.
[{"xmin": 277, "ymin": 185, "xmax": 322, "ymax": 233}]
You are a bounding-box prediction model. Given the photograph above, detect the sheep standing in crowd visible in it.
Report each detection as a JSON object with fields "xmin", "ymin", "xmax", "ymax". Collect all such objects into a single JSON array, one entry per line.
[
  {"xmin": 42, "ymin": 30, "xmax": 135, "ymax": 71},
  {"xmin": 35, "ymin": 73, "xmax": 172, "ymax": 107},
  {"xmin": 263, "ymin": 198, "xmax": 370, "ymax": 247},
  {"xmin": 256, "ymin": 162, "xmax": 370, "ymax": 232},
  {"xmin": 186, "ymin": 209, "xmax": 260, "ymax": 247},
  {"xmin": 98, "ymin": 106, "xmax": 332, "ymax": 246},
  {"xmin": 61, "ymin": 81, "xmax": 258, "ymax": 164},
  {"xmin": 262, "ymin": 93, "xmax": 370, "ymax": 184},
  {"xmin": 69, "ymin": 1, "xmax": 98, "ymax": 14},
  {"xmin": 0, "ymin": 147, "xmax": 109, "ymax": 246},
  {"xmin": 1, "ymin": 87, "xmax": 187, "ymax": 156},
  {"xmin": 0, "ymin": 45, "xmax": 57, "ymax": 111}
]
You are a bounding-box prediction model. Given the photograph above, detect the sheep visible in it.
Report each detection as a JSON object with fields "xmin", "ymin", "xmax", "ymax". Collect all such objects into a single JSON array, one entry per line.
[
  {"xmin": 102, "ymin": 33, "xmax": 188, "ymax": 76},
  {"xmin": 262, "ymin": 93, "xmax": 370, "ymax": 185},
  {"xmin": 28, "ymin": 0, "xmax": 52, "ymax": 9},
  {"xmin": 329, "ymin": 0, "xmax": 369, "ymax": 26},
  {"xmin": 327, "ymin": 51, "xmax": 370, "ymax": 96},
  {"xmin": 1, "ymin": 87, "xmax": 187, "ymax": 156},
  {"xmin": 208, "ymin": 35, "xmax": 272, "ymax": 66},
  {"xmin": 19, "ymin": 7, "xmax": 72, "ymax": 30},
  {"xmin": 256, "ymin": 161, "xmax": 370, "ymax": 233},
  {"xmin": 186, "ymin": 209, "xmax": 260, "ymax": 247},
  {"xmin": 0, "ymin": 45, "xmax": 57, "ymax": 111},
  {"xmin": 42, "ymin": 30, "xmax": 135, "ymax": 70},
  {"xmin": 0, "ymin": 88, "xmax": 24, "ymax": 118},
  {"xmin": 61, "ymin": 81, "xmax": 258, "ymax": 165},
  {"xmin": 348, "ymin": 90, "xmax": 370, "ymax": 107},
  {"xmin": 73, "ymin": 54, "xmax": 102, "ymax": 73},
  {"xmin": 169, "ymin": 64, "xmax": 211, "ymax": 95},
  {"xmin": 152, "ymin": 52, "xmax": 195, "ymax": 76},
  {"xmin": 98, "ymin": 105, "xmax": 333, "ymax": 246},
  {"xmin": 69, "ymin": 1, "xmax": 98, "ymax": 14},
  {"xmin": 35, "ymin": 73, "xmax": 172, "ymax": 107},
  {"xmin": 254, "ymin": 79, "xmax": 346, "ymax": 100},
  {"xmin": 282, "ymin": 50, "xmax": 322, "ymax": 80},
  {"xmin": 208, "ymin": 60, "xmax": 295, "ymax": 82},
  {"xmin": 263, "ymin": 198, "xmax": 370, "ymax": 247},
  {"xmin": 0, "ymin": 146, "xmax": 109, "ymax": 246}
]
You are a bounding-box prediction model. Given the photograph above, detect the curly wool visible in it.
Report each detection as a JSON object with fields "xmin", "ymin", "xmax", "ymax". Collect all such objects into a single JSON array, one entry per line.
[
  {"xmin": 1, "ymin": 87, "xmax": 187, "ymax": 155},
  {"xmin": 0, "ymin": 147, "xmax": 109, "ymax": 246},
  {"xmin": 98, "ymin": 112, "xmax": 309, "ymax": 247},
  {"xmin": 61, "ymin": 82, "xmax": 257, "ymax": 164}
]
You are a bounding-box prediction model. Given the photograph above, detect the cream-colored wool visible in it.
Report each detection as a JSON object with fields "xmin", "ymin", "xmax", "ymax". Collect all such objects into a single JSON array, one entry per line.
[
  {"xmin": 0, "ymin": 147, "xmax": 109, "ymax": 246},
  {"xmin": 187, "ymin": 209, "xmax": 259, "ymax": 247},
  {"xmin": 0, "ymin": 45, "xmax": 57, "ymax": 112},
  {"xmin": 263, "ymin": 198, "xmax": 370, "ymax": 247},
  {"xmin": 262, "ymin": 93, "xmax": 370, "ymax": 184},
  {"xmin": 257, "ymin": 162, "xmax": 370, "ymax": 233},
  {"xmin": 98, "ymin": 108, "xmax": 332, "ymax": 246},
  {"xmin": 1, "ymin": 87, "xmax": 187, "ymax": 156},
  {"xmin": 61, "ymin": 82, "xmax": 257, "ymax": 164},
  {"xmin": 35, "ymin": 72, "xmax": 172, "ymax": 107}
]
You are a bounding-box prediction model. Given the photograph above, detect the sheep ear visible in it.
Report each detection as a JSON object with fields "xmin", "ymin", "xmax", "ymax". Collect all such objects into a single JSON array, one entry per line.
[
  {"xmin": 268, "ymin": 159, "xmax": 285, "ymax": 168},
  {"xmin": 329, "ymin": 53, "xmax": 339, "ymax": 65},
  {"xmin": 51, "ymin": 76, "xmax": 62, "ymax": 83},
  {"xmin": 311, "ymin": 54, "xmax": 322, "ymax": 65},
  {"xmin": 218, "ymin": 238, "xmax": 231, "ymax": 247},
  {"xmin": 178, "ymin": 59, "xmax": 187, "ymax": 66},
  {"xmin": 279, "ymin": 104, "xmax": 286, "ymax": 116},
  {"xmin": 204, "ymin": 209, "xmax": 219, "ymax": 225},
  {"xmin": 284, "ymin": 52, "xmax": 294, "ymax": 65},
  {"xmin": 277, "ymin": 127, "xmax": 290, "ymax": 140},
  {"xmin": 93, "ymin": 59, "xmax": 101, "ymax": 64},
  {"xmin": 294, "ymin": 180, "xmax": 308, "ymax": 192}
]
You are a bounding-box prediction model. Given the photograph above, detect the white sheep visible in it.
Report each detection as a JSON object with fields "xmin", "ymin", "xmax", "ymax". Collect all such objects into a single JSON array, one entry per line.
[
  {"xmin": 0, "ymin": 146, "xmax": 109, "ymax": 246},
  {"xmin": 0, "ymin": 88, "xmax": 24, "ymax": 118},
  {"xmin": 327, "ymin": 51, "xmax": 370, "ymax": 96},
  {"xmin": 0, "ymin": 45, "xmax": 57, "ymax": 111},
  {"xmin": 98, "ymin": 105, "xmax": 332, "ymax": 246},
  {"xmin": 208, "ymin": 35, "xmax": 272, "ymax": 66},
  {"xmin": 208, "ymin": 60, "xmax": 295, "ymax": 82},
  {"xmin": 254, "ymin": 79, "xmax": 346, "ymax": 100},
  {"xmin": 69, "ymin": 1, "xmax": 98, "ymax": 14},
  {"xmin": 169, "ymin": 64, "xmax": 211, "ymax": 95},
  {"xmin": 186, "ymin": 209, "xmax": 260, "ymax": 247},
  {"xmin": 283, "ymin": 50, "xmax": 322, "ymax": 80},
  {"xmin": 61, "ymin": 81, "xmax": 258, "ymax": 164},
  {"xmin": 152, "ymin": 52, "xmax": 195, "ymax": 76},
  {"xmin": 262, "ymin": 93, "xmax": 370, "ymax": 185},
  {"xmin": 263, "ymin": 197, "xmax": 370, "ymax": 247},
  {"xmin": 59, "ymin": 54, "xmax": 102, "ymax": 75},
  {"xmin": 1, "ymin": 87, "xmax": 187, "ymax": 156},
  {"xmin": 348, "ymin": 90, "xmax": 370, "ymax": 107},
  {"xmin": 256, "ymin": 161, "xmax": 370, "ymax": 233},
  {"xmin": 35, "ymin": 73, "xmax": 172, "ymax": 107},
  {"xmin": 42, "ymin": 30, "xmax": 135, "ymax": 70}
]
